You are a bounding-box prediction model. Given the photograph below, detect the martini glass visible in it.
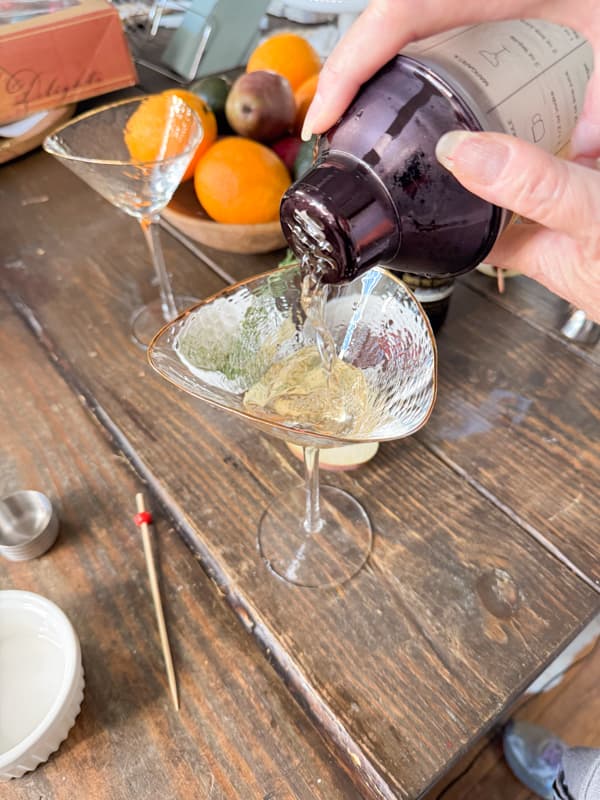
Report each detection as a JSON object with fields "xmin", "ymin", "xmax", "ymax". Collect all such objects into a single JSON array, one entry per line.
[
  {"xmin": 148, "ymin": 265, "xmax": 437, "ymax": 588},
  {"xmin": 44, "ymin": 95, "xmax": 203, "ymax": 347}
]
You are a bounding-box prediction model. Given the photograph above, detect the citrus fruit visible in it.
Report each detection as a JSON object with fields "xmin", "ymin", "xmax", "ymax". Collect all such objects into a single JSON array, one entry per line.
[
  {"xmin": 194, "ymin": 137, "xmax": 291, "ymax": 224},
  {"xmin": 247, "ymin": 33, "xmax": 321, "ymax": 91},
  {"xmin": 190, "ymin": 75, "xmax": 232, "ymax": 132},
  {"xmin": 124, "ymin": 94, "xmax": 199, "ymax": 164},
  {"xmin": 294, "ymin": 73, "xmax": 319, "ymax": 133},
  {"xmin": 162, "ymin": 89, "xmax": 217, "ymax": 181}
]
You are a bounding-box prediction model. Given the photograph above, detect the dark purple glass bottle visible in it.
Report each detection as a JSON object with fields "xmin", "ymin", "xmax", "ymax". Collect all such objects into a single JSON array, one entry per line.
[{"xmin": 279, "ymin": 55, "xmax": 506, "ymax": 285}]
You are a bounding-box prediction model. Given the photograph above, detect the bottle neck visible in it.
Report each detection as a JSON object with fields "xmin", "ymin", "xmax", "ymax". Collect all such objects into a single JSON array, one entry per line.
[
  {"xmin": 279, "ymin": 151, "xmax": 400, "ymax": 284},
  {"xmin": 281, "ymin": 54, "xmax": 505, "ymax": 283}
]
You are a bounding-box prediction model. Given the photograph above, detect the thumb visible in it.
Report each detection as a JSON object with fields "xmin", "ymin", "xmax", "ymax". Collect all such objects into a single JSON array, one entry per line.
[
  {"xmin": 570, "ymin": 49, "xmax": 600, "ymax": 158},
  {"xmin": 435, "ymin": 130, "xmax": 600, "ymax": 238}
]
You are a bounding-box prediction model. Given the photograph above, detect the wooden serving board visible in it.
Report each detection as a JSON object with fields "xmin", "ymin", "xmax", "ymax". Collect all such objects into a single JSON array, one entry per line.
[
  {"xmin": 2, "ymin": 151, "xmax": 599, "ymax": 800},
  {"xmin": 0, "ymin": 294, "xmax": 357, "ymax": 800},
  {"xmin": 0, "ymin": 104, "xmax": 76, "ymax": 164}
]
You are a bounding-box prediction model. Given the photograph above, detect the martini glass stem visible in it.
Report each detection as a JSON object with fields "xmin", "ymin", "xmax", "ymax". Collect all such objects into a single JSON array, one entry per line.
[
  {"xmin": 140, "ymin": 216, "xmax": 178, "ymax": 321},
  {"xmin": 303, "ymin": 446, "xmax": 323, "ymax": 534}
]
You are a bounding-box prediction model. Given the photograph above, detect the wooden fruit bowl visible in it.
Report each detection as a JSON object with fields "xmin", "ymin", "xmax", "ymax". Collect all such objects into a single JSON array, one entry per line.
[{"xmin": 162, "ymin": 181, "xmax": 287, "ymax": 254}]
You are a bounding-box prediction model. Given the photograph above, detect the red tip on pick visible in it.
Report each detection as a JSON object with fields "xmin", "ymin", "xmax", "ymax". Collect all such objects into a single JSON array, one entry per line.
[{"xmin": 134, "ymin": 511, "xmax": 153, "ymax": 527}]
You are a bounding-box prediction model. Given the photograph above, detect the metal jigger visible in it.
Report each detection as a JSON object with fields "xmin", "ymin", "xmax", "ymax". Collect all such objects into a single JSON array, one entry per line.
[
  {"xmin": 560, "ymin": 306, "xmax": 600, "ymax": 345},
  {"xmin": 0, "ymin": 491, "xmax": 59, "ymax": 561}
]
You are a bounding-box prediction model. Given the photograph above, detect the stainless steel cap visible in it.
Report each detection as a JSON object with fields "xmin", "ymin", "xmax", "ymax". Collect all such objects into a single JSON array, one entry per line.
[{"xmin": 0, "ymin": 491, "xmax": 59, "ymax": 561}]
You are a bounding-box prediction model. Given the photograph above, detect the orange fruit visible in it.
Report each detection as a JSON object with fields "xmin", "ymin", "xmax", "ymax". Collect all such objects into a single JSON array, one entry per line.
[
  {"xmin": 294, "ymin": 73, "xmax": 319, "ymax": 134},
  {"xmin": 247, "ymin": 33, "xmax": 321, "ymax": 92},
  {"xmin": 194, "ymin": 137, "xmax": 291, "ymax": 224},
  {"xmin": 124, "ymin": 94, "xmax": 199, "ymax": 164},
  {"xmin": 162, "ymin": 89, "xmax": 217, "ymax": 181}
]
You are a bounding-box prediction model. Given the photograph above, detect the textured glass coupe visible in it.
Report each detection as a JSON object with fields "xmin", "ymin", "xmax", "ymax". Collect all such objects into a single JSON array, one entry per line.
[
  {"xmin": 149, "ymin": 265, "xmax": 437, "ymax": 588},
  {"xmin": 44, "ymin": 96, "xmax": 203, "ymax": 347}
]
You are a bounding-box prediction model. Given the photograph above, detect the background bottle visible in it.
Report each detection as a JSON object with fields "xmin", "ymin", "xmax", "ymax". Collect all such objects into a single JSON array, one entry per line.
[
  {"xmin": 280, "ymin": 21, "xmax": 592, "ymax": 285},
  {"xmin": 400, "ymin": 274, "xmax": 455, "ymax": 333}
]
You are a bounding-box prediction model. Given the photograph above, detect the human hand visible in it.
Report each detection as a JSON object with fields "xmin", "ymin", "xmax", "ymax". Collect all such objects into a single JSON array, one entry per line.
[
  {"xmin": 302, "ymin": 0, "xmax": 600, "ymax": 318},
  {"xmin": 434, "ymin": 131, "xmax": 600, "ymax": 320},
  {"xmin": 302, "ymin": 0, "xmax": 600, "ymax": 158}
]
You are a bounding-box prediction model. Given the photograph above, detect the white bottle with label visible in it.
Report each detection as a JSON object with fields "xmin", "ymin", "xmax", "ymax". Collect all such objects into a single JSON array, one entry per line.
[
  {"xmin": 405, "ymin": 20, "xmax": 593, "ymax": 154},
  {"xmin": 404, "ymin": 22, "xmax": 594, "ymax": 297},
  {"xmin": 280, "ymin": 20, "xmax": 594, "ymax": 291}
]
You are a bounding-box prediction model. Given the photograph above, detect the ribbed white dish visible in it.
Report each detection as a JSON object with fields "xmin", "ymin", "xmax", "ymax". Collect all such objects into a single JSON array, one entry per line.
[{"xmin": 0, "ymin": 591, "xmax": 85, "ymax": 781}]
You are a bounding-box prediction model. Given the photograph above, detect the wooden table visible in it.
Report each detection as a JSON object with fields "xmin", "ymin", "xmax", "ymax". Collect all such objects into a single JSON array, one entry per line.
[{"xmin": 1, "ymin": 141, "xmax": 599, "ymax": 800}]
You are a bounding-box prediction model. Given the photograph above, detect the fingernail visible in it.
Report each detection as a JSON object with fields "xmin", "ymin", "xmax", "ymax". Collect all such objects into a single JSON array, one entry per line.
[
  {"xmin": 301, "ymin": 121, "xmax": 313, "ymax": 142},
  {"xmin": 436, "ymin": 131, "xmax": 510, "ymax": 184},
  {"xmin": 301, "ymin": 92, "xmax": 322, "ymax": 142}
]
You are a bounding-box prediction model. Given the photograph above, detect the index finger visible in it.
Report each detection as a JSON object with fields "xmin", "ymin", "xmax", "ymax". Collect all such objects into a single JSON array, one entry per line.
[{"xmin": 303, "ymin": 0, "xmax": 578, "ymax": 137}]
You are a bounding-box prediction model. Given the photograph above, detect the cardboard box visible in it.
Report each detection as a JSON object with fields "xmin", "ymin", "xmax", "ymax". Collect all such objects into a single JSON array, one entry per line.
[{"xmin": 0, "ymin": 0, "xmax": 138, "ymax": 124}]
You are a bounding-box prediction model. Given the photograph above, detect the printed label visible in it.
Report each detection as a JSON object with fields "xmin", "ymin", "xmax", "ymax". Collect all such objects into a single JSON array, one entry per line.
[{"xmin": 406, "ymin": 21, "xmax": 593, "ymax": 153}]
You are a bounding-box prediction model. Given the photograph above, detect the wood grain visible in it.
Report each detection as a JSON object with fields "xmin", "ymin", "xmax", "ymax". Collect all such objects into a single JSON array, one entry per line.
[
  {"xmin": 424, "ymin": 624, "xmax": 600, "ymax": 799},
  {"xmin": 0, "ymin": 104, "xmax": 76, "ymax": 164},
  {"xmin": 1, "ymin": 152, "xmax": 598, "ymax": 799},
  {"xmin": 0, "ymin": 296, "xmax": 359, "ymax": 800},
  {"xmin": 421, "ymin": 282, "xmax": 600, "ymax": 585},
  {"xmin": 163, "ymin": 181, "xmax": 287, "ymax": 255},
  {"xmin": 464, "ymin": 271, "xmax": 600, "ymax": 368},
  {"xmin": 173, "ymin": 242, "xmax": 600, "ymax": 586}
]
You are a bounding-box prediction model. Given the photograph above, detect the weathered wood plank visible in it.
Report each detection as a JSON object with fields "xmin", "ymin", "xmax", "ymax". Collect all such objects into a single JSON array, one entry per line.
[
  {"xmin": 424, "ymin": 626, "xmax": 600, "ymax": 800},
  {"xmin": 1, "ymin": 153, "xmax": 598, "ymax": 799},
  {"xmin": 463, "ymin": 271, "xmax": 600, "ymax": 367},
  {"xmin": 421, "ymin": 282, "xmax": 600, "ymax": 586},
  {"xmin": 175, "ymin": 239, "xmax": 600, "ymax": 586},
  {"xmin": 0, "ymin": 296, "xmax": 359, "ymax": 800}
]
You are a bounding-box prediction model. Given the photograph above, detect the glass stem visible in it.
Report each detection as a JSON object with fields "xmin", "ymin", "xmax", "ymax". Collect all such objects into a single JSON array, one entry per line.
[
  {"xmin": 303, "ymin": 446, "xmax": 323, "ymax": 534},
  {"xmin": 140, "ymin": 216, "xmax": 178, "ymax": 321}
]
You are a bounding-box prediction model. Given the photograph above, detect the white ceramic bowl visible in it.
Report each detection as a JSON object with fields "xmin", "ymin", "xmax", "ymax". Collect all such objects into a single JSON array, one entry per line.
[{"xmin": 0, "ymin": 591, "xmax": 85, "ymax": 781}]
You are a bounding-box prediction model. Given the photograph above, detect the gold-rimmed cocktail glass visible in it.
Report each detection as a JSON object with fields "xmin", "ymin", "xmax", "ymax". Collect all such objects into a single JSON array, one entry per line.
[
  {"xmin": 148, "ymin": 265, "xmax": 437, "ymax": 588},
  {"xmin": 44, "ymin": 95, "xmax": 203, "ymax": 347}
]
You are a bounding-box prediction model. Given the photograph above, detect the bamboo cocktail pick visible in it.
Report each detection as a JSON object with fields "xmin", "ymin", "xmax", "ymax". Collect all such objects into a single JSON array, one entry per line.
[
  {"xmin": 134, "ymin": 492, "xmax": 179, "ymax": 711},
  {"xmin": 497, "ymin": 267, "xmax": 506, "ymax": 294}
]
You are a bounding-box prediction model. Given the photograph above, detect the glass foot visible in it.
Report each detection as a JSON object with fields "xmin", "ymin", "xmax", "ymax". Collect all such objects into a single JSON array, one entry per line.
[
  {"xmin": 130, "ymin": 296, "xmax": 199, "ymax": 348},
  {"xmin": 258, "ymin": 485, "xmax": 373, "ymax": 588}
]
